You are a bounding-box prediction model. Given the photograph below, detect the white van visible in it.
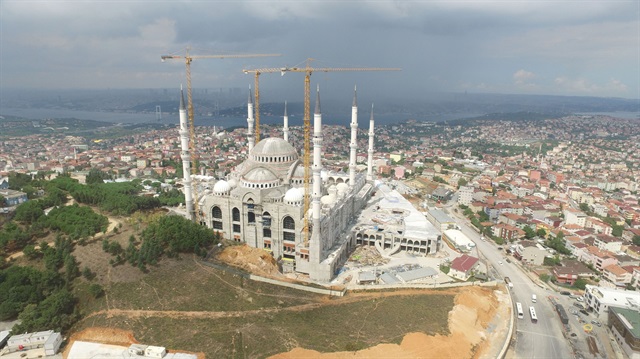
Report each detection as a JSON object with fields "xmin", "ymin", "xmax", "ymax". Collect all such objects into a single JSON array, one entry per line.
[{"xmin": 531, "ymin": 294, "xmax": 537, "ymax": 303}]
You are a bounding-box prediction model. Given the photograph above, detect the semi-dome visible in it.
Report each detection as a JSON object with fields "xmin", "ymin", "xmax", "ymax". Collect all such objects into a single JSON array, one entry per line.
[
  {"xmin": 284, "ymin": 187, "xmax": 303, "ymax": 204},
  {"xmin": 241, "ymin": 167, "xmax": 280, "ymax": 189},
  {"xmin": 213, "ymin": 180, "xmax": 231, "ymax": 194},
  {"xmin": 250, "ymin": 137, "xmax": 298, "ymax": 164},
  {"xmin": 244, "ymin": 167, "xmax": 278, "ymax": 182}
]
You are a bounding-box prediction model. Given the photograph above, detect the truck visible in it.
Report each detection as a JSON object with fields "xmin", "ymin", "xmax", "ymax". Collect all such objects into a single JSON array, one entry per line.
[
  {"xmin": 504, "ymin": 277, "xmax": 514, "ymax": 288},
  {"xmin": 555, "ymin": 304, "xmax": 569, "ymax": 325}
]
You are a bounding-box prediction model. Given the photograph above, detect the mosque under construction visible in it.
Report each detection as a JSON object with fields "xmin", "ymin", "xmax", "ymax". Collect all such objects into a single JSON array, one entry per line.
[{"xmin": 177, "ymin": 87, "xmax": 440, "ymax": 282}]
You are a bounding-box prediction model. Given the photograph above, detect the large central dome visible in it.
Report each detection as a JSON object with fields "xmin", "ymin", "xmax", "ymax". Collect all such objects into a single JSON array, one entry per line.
[{"xmin": 250, "ymin": 137, "xmax": 298, "ymax": 164}]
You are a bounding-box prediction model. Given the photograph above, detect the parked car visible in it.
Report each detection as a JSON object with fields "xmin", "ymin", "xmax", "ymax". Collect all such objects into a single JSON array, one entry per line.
[
  {"xmin": 591, "ymin": 320, "xmax": 602, "ymax": 327},
  {"xmin": 580, "ymin": 309, "xmax": 589, "ymax": 316},
  {"xmin": 576, "ymin": 297, "xmax": 584, "ymax": 302},
  {"xmin": 560, "ymin": 291, "xmax": 571, "ymax": 296}
]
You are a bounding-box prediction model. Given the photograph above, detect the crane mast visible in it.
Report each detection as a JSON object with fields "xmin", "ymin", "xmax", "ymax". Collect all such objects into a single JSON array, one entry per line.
[
  {"xmin": 244, "ymin": 60, "xmax": 400, "ymax": 246},
  {"xmin": 161, "ymin": 49, "xmax": 279, "ymax": 222}
]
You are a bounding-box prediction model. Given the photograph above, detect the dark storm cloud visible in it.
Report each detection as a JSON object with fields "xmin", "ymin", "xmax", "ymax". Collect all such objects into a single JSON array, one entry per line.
[{"xmin": 0, "ymin": 0, "xmax": 637, "ymax": 98}]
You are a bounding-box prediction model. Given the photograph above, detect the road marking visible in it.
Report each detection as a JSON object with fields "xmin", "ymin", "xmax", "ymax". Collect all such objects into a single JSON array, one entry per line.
[{"xmin": 516, "ymin": 329, "xmax": 560, "ymax": 339}]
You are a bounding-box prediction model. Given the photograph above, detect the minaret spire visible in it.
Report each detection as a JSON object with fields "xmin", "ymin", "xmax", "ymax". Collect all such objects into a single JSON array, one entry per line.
[
  {"xmin": 247, "ymin": 86, "xmax": 255, "ymax": 152},
  {"xmin": 349, "ymin": 85, "xmax": 358, "ymax": 186},
  {"xmin": 283, "ymin": 101, "xmax": 289, "ymax": 142},
  {"xmin": 178, "ymin": 86, "xmax": 194, "ymax": 220},
  {"xmin": 310, "ymin": 84, "xmax": 323, "ymax": 263},
  {"xmin": 367, "ymin": 103, "xmax": 375, "ymax": 181}
]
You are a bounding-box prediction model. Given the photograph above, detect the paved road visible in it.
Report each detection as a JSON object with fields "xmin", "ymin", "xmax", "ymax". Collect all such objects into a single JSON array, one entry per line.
[{"xmin": 447, "ymin": 208, "xmax": 574, "ymax": 359}]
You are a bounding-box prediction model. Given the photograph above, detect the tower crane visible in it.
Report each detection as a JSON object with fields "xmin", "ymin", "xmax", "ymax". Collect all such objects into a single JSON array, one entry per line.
[
  {"xmin": 244, "ymin": 59, "xmax": 400, "ymax": 245},
  {"xmin": 161, "ymin": 48, "xmax": 279, "ymax": 222}
]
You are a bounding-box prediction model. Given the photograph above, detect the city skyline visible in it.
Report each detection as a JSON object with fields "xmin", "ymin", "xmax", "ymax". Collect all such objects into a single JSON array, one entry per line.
[{"xmin": 0, "ymin": 0, "xmax": 638, "ymax": 100}]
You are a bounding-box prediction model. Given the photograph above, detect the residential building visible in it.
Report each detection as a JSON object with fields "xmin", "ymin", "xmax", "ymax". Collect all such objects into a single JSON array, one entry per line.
[
  {"xmin": 449, "ymin": 254, "xmax": 480, "ymax": 281},
  {"xmin": 595, "ymin": 234, "xmax": 624, "ymax": 253},
  {"xmin": 552, "ymin": 259, "xmax": 594, "ymax": 285},
  {"xmin": 602, "ymin": 264, "xmax": 633, "ymax": 288},
  {"xmin": 513, "ymin": 241, "xmax": 548, "ymax": 266},
  {"xmin": 608, "ymin": 306, "xmax": 640, "ymax": 359}
]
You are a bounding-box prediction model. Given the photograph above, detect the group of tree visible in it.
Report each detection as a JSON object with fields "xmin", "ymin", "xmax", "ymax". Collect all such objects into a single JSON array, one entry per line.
[
  {"xmin": 0, "ymin": 236, "xmax": 80, "ymax": 333},
  {"xmin": 102, "ymin": 215, "xmax": 218, "ymax": 271}
]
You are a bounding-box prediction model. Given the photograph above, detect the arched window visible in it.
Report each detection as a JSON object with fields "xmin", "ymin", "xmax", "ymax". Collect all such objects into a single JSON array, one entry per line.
[
  {"xmin": 232, "ymin": 207, "xmax": 240, "ymax": 222},
  {"xmin": 248, "ymin": 212, "xmax": 256, "ymax": 223},
  {"xmin": 263, "ymin": 212, "xmax": 271, "ymax": 227},
  {"xmin": 283, "ymin": 216, "xmax": 295, "ymax": 230},
  {"xmin": 212, "ymin": 206, "xmax": 222, "ymax": 219}
]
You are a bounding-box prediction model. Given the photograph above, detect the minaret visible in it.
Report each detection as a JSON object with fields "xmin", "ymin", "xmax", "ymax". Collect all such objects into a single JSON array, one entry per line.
[
  {"xmin": 178, "ymin": 86, "xmax": 194, "ymax": 220},
  {"xmin": 349, "ymin": 86, "xmax": 358, "ymax": 186},
  {"xmin": 247, "ymin": 87, "xmax": 255, "ymax": 152},
  {"xmin": 283, "ymin": 101, "xmax": 289, "ymax": 142},
  {"xmin": 367, "ymin": 104, "xmax": 375, "ymax": 181},
  {"xmin": 311, "ymin": 85, "xmax": 323, "ymax": 258}
]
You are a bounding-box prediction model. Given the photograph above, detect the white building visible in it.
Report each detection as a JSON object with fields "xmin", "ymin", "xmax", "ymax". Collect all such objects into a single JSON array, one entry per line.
[
  {"xmin": 2, "ymin": 330, "xmax": 62, "ymax": 356},
  {"xmin": 583, "ymin": 284, "xmax": 640, "ymax": 316},
  {"xmin": 457, "ymin": 186, "xmax": 474, "ymax": 206},
  {"xmin": 442, "ymin": 229, "xmax": 475, "ymax": 252},
  {"xmin": 564, "ymin": 208, "xmax": 587, "ymax": 228}
]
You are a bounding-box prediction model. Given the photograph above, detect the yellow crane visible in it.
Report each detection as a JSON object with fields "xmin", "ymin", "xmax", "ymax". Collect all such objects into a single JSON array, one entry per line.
[
  {"xmin": 161, "ymin": 48, "xmax": 279, "ymax": 222},
  {"xmin": 244, "ymin": 59, "xmax": 400, "ymax": 245}
]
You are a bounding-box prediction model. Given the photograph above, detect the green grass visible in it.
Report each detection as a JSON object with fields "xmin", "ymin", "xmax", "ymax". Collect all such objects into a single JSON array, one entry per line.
[
  {"xmin": 73, "ymin": 259, "xmax": 456, "ymax": 358},
  {"xmin": 78, "ymin": 293, "xmax": 454, "ymax": 358}
]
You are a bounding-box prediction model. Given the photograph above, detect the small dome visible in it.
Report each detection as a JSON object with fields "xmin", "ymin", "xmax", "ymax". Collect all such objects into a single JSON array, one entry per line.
[
  {"xmin": 284, "ymin": 188, "xmax": 303, "ymax": 204},
  {"xmin": 321, "ymin": 195, "xmax": 335, "ymax": 205},
  {"xmin": 336, "ymin": 182, "xmax": 349, "ymax": 194},
  {"xmin": 213, "ymin": 180, "xmax": 231, "ymax": 194},
  {"xmin": 228, "ymin": 178, "xmax": 238, "ymax": 188}
]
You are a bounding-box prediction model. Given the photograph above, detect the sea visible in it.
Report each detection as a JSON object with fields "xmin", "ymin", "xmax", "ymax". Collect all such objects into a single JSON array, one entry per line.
[
  {"xmin": 1, "ymin": 107, "xmax": 637, "ymax": 130},
  {"xmin": 0, "ymin": 107, "xmax": 488, "ymax": 128}
]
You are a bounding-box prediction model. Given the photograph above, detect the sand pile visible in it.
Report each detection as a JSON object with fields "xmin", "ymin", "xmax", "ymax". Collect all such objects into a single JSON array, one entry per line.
[{"xmin": 216, "ymin": 244, "xmax": 282, "ymax": 277}]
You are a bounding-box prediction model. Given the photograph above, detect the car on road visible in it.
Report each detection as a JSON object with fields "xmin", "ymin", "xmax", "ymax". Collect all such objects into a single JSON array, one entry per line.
[
  {"xmin": 576, "ymin": 296, "xmax": 584, "ymax": 302},
  {"xmin": 499, "ymin": 261, "xmax": 503, "ymax": 265},
  {"xmin": 560, "ymin": 291, "xmax": 571, "ymax": 296},
  {"xmin": 591, "ymin": 320, "xmax": 601, "ymax": 327},
  {"xmin": 580, "ymin": 309, "xmax": 589, "ymax": 316}
]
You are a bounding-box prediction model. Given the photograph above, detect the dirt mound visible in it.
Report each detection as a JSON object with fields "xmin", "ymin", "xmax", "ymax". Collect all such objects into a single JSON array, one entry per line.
[
  {"xmin": 216, "ymin": 244, "xmax": 283, "ymax": 278},
  {"xmin": 270, "ymin": 286, "xmax": 503, "ymax": 359}
]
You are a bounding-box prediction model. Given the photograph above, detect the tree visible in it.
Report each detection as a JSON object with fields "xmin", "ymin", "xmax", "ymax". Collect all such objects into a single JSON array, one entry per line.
[
  {"xmin": 539, "ymin": 274, "xmax": 551, "ymax": 282},
  {"xmin": 88, "ymin": 284, "xmax": 104, "ymax": 298},
  {"xmin": 579, "ymin": 203, "xmax": 590, "ymax": 213},
  {"xmin": 0, "ymin": 194, "xmax": 5, "ymax": 206},
  {"xmin": 633, "ymin": 235, "xmax": 640, "ymax": 246},
  {"xmin": 536, "ymin": 228, "xmax": 547, "ymax": 238},
  {"xmin": 457, "ymin": 178, "xmax": 468, "ymax": 188},
  {"xmin": 523, "ymin": 226, "xmax": 536, "ymax": 239},
  {"xmin": 573, "ymin": 278, "xmax": 588, "ymax": 290},
  {"xmin": 85, "ymin": 168, "xmax": 109, "ymax": 185}
]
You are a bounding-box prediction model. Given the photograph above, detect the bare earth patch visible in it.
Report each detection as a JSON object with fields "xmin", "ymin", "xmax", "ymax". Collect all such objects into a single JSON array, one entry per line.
[
  {"xmin": 270, "ymin": 286, "xmax": 504, "ymax": 359},
  {"xmin": 215, "ymin": 244, "xmax": 284, "ymax": 278}
]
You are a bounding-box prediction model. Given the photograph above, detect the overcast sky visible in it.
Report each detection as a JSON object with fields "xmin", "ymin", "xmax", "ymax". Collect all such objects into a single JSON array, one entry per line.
[{"xmin": 1, "ymin": 0, "xmax": 638, "ymax": 100}]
